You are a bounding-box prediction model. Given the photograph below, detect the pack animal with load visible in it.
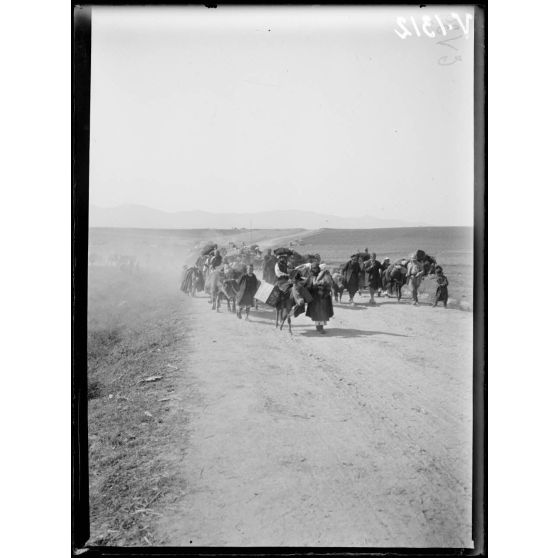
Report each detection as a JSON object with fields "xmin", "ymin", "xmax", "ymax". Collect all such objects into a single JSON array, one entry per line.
[{"xmin": 382, "ymin": 251, "xmax": 437, "ymax": 303}]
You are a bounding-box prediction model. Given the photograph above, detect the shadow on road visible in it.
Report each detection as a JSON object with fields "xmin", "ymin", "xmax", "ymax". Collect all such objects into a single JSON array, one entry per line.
[
  {"xmin": 299, "ymin": 328, "xmax": 409, "ymax": 338},
  {"xmin": 247, "ymin": 318, "xmax": 308, "ymax": 328},
  {"xmin": 342, "ymin": 301, "xmax": 393, "ymax": 308},
  {"xmin": 333, "ymin": 303, "xmax": 368, "ymax": 310}
]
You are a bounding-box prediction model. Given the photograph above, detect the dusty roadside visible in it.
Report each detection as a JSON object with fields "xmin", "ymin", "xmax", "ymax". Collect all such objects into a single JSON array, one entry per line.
[{"xmin": 87, "ymin": 268, "xmax": 194, "ymax": 546}]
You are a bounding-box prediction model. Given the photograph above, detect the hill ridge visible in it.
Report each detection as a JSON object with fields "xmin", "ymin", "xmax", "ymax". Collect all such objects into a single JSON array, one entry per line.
[{"xmin": 89, "ymin": 204, "xmax": 429, "ymax": 229}]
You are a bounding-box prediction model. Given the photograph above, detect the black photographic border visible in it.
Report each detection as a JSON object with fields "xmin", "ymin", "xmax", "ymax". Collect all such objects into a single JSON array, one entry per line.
[{"xmin": 71, "ymin": 2, "xmax": 487, "ymax": 556}]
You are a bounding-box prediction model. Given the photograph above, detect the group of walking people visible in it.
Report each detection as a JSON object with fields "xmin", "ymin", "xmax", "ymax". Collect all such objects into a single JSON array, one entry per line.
[
  {"xmin": 263, "ymin": 246, "xmax": 450, "ymax": 312},
  {"xmin": 190, "ymin": 244, "xmax": 450, "ymax": 335},
  {"xmin": 339, "ymin": 249, "xmax": 449, "ymax": 308},
  {"xmin": 340, "ymin": 249, "xmax": 385, "ymax": 305}
]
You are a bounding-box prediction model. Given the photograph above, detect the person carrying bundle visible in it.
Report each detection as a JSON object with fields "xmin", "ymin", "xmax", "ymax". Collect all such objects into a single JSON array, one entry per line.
[
  {"xmin": 209, "ymin": 249, "xmax": 222, "ymax": 269},
  {"xmin": 274, "ymin": 253, "xmax": 291, "ymax": 292}
]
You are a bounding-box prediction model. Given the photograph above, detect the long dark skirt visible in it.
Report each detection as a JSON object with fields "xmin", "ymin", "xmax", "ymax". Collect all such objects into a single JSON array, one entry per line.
[
  {"xmin": 368, "ymin": 272, "xmax": 382, "ymax": 290},
  {"xmin": 306, "ymin": 293, "xmax": 334, "ymax": 323},
  {"xmin": 346, "ymin": 275, "xmax": 359, "ymax": 298}
]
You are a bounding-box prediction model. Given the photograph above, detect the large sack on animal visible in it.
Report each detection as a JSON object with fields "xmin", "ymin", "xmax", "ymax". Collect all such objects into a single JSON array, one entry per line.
[
  {"xmin": 292, "ymin": 281, "xmax": 313, "ymax": 305},
  {"xmin": 201, "ymin": 242, "xmax": 218, "ymax": 256},
  {"xmin": 294, "ymin": 263, "xmax": 311, "ymax": 278},
  {"xmin": 230, "ymin": 261, "xmax": 246, "ymax": 274},
  {"xmin": 303, "ymin": 253, "xmax": 321, "ymax": 263},
  {"xmin": 289, "ymin": 251, "xmax": 305, "ymax": 267},
  {"xmin": 387, "ymin": 262, "xmax": 406, "ymax": 280},
  {"xmin": 255, "ymin": 280, "xmax": 281, "ymax": 306},
  {"xmin": 299, "ymin": 285, "xmax": 313, "ymax": 303},
  {"xmin": 411, "ymin": 249, "xmax": 426, "ymax": 262},
  {"xmin": 331, "ymin": 271, "xmax": 345, "ymax": 287},
  {"xmin": 274, "ymin": 247, "xmax": 293, "ymax": 256}
]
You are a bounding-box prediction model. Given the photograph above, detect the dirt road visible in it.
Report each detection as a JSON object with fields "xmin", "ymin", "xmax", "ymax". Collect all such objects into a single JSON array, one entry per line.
[{"xmin": 155, "ymin": 290, "xmax": 473, "ymax": 547}]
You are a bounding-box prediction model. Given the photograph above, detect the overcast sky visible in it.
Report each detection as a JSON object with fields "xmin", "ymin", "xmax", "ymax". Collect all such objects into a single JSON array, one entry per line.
[{"xmin": 90, "ymin": 6, "xmax": 475, "ymax": 226}]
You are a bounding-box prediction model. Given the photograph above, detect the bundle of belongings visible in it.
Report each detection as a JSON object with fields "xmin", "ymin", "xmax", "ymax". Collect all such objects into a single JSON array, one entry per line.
[
  {"xmin": 391, "ymin": 249, "xmax": 426, "ymax": 271},
  {"xmin": 255, "ymin": 281, "xmax": 282, "ymax": 307},
  {"xmin": 407, "ymin": 250, "xmax": 426, "ymax": 276},
  {"xmin": 410, "ymin": 249, "xmax": 426, "ymax": 262},
  {"xmin": 224, "ymin": 260, "xmax": 246, "ymax": 278},
  {"xmin": 385, "ymin": 259, "xmax": 410, "ymax": 286},
  {"xmin": 201, "ymin": 242, "xmax": 218, "ymax": 256},
  {"xmin": 392, "ymin": 258, "xmax": 408, "ymax": 269},
  {"xmin": 289, "ymin": 269, "xmax": 313, "ymax": 317},
  {"xmin": 289, "ymin": 251, "xmax": 305, "ymax": 267},
  {"xmin": 274, "ymin": 247, "xmax": 294, "ymax": 257}
]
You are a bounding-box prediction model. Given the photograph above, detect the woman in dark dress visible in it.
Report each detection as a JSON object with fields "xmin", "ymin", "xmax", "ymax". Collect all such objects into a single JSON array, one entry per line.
[
  {"xmin": 305, "ymin": 263, "xmax": 334, "ymax": 333},
  {"xmin": 236, "ymin": 264, "xmax": 260, "ymax": 320}
]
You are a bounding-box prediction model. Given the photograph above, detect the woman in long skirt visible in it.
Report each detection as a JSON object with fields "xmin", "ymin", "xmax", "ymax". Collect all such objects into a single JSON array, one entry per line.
[{"xmin": 305, "ymin": 263, "xmax": 334, "ymax": 333}]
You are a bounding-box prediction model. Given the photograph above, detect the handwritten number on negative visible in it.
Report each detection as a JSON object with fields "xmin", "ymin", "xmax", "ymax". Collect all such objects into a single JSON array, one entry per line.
[
  {"xmin": 438, "ymin": 55, "xmax": 462, "ymax": 66},
  {"xmin": 436, "ymin": 33, "xmax": 463, "ymax": 52}
]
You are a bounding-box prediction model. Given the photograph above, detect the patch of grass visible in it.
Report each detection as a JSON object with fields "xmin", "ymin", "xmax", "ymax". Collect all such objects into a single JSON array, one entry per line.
[{"xmin": 87, "ymin": 267, "xmax": 189, "ymax": 546}]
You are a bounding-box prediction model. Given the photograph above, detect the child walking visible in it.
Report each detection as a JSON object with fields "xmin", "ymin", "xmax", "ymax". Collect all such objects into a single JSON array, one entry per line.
[{"xmin": 432, "ymin": 265, "xmax": 449, "ymax": 308}]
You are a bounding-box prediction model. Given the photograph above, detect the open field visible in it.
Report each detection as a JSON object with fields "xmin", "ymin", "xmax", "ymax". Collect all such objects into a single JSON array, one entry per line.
[
  {"xmin": 87, "ymin": 226, "xmax": 474, "ymax": 547},
  {"xmin": 89, "ymin": 226, "xmax": 473, "ymax": 307}
]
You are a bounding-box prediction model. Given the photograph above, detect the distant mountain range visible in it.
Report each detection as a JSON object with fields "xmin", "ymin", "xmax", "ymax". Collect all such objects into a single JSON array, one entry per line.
[{"xmin": 89, "ymin": 204, "xmax": 428, "ymax": 230}]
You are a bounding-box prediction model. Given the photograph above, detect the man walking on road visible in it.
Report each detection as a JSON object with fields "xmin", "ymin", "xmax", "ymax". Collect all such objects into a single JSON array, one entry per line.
[
  {"xmin": 236, "ymin": 264, "xmax": 260, "ymax": 320},
  {"xmin": 342, "ymin": 253, "xmax": 361, "ymax": 305},
  {"xmin": 364, "ymin": 252, "xmax": 383, "ymax": 306}
]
